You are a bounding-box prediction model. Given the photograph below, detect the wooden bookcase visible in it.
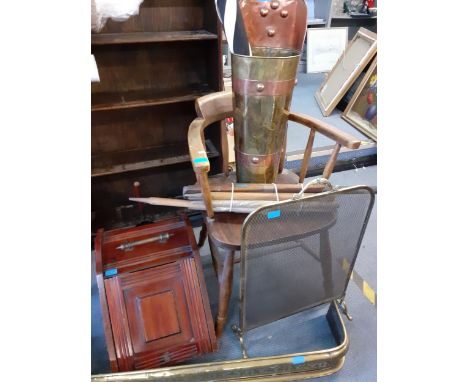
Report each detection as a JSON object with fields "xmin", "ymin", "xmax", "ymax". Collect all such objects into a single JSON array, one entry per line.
[{"xmin": 91, "ymin": 0, "xmax": 223, "ymax": 233}]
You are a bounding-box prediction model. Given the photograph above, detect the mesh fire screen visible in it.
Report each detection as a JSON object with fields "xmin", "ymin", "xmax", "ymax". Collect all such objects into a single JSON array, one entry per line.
[{"xmin": 239, "ymin": 186, "xmax": 375, "ymax": 332}]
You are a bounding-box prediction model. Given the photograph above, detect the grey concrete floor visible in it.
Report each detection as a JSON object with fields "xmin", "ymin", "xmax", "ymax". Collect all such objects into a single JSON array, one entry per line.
[
  {"xmin": 287, "ymin": 72, "xmax": 371, "ymax": 152},
  {"xmin": 91, "ymin": 72, "xmax": 377, "ymax": 380},
  {"xmin": 302, "ymin": 167, "xmax": 377, "ymax": 382}
]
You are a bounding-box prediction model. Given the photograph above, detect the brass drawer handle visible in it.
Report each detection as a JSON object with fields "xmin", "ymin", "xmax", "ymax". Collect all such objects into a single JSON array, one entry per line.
[{"xmin": 116, "ymin": 233, "xmax": 173, "ymax": 251}]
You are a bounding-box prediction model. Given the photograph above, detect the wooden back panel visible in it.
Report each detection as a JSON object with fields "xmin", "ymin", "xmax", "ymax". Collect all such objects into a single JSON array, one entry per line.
[
  {"xmin": 98, "ymin": 0, "xmax": 207, "ymax": 33},
  {"xmin": 92, "ymin": 103, "xmax": 198, "ymax": 155},
  {"xmin": 92, "ymin": 42, "xmax": 212, "ymax": 99}
]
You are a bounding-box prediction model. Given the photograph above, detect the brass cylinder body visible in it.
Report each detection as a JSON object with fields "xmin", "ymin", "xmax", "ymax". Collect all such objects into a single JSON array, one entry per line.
[{"xmin": 232, "ymin": 50, "xmax": 300, "ymax": 183}]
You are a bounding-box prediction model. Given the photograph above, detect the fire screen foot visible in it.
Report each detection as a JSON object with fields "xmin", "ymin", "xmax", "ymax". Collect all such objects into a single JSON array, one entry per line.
[
  {"xmin": 338, "ymin": 298, "xmax": 353, "ymax": 321},
  {"xmin": 232, "ymin": 324, "xmax": 249, "ymax": 359}
]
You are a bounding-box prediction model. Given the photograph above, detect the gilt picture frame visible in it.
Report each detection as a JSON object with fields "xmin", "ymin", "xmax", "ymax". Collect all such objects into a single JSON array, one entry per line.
[
  {"xmin": 342, "ymin": 57, "xmax": 377, "ymax": 141},
  {"xmin": 315, "ymin": 27, "xmax": 377, "ymax": 116}
]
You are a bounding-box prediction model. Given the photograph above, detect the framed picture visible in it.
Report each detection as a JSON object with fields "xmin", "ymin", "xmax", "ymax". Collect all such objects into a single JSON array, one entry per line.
[
  {"xmin": 315, "ymin": 27, "xmax": 377, "ymax": 116},
  {"xmin": 342, "ymin": 57, "xmax": 377, "ymax": 141},
  {"xmin": 306, "ymin": 27, "xmax": 348, "ymax": 73}
]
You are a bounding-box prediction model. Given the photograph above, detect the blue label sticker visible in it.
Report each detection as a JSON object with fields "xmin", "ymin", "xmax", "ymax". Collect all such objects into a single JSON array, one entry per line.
[
  {"xmin": 194, "ymin": 157, "xmax": 208, "ymax": 164},
  {"xmin": 292, "ymin": 356, "xmax": 305, "ymax": 365},
  {"xmin": 104, "ymin": 268, "xmax": 118, "ymax": 277},
  {"xmin": 267, "ymin": 210, "xmax": 281, "ymax": 219},
  {"xmin": 236, "ymin": 183, "xmax": 248, "ymax": 187}
]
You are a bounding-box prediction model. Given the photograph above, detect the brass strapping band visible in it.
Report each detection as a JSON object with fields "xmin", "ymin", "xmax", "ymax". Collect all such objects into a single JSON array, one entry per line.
[{"xmin": 233, "ymin": 77, "xmax": 296, "ymax": 96}]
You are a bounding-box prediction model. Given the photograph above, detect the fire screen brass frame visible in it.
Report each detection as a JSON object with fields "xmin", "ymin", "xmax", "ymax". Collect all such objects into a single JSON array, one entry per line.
[{"xmin": 239, "ymin": 186, "xmax": 375, "ymax": 333}]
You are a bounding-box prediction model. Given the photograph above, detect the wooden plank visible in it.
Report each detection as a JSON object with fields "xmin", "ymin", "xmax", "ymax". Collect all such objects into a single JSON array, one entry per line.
[
  {"xmin": 92, "ymin": 30, "xmax": 218, "ymax": 45},
  {"xmin": 183, "ymin": 183, "xmax": 324, "ymax": 194}
]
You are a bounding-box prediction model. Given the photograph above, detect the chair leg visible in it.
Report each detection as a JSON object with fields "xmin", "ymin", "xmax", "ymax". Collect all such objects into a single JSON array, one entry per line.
[
  {"xmin": 198, "ymin": 221, "xmax": 208, "ymax": 248},
  {"xmin": 216, "ymin": 249, "xmax": 235, "ymax": 337},
  {"xmin": 320, "ymin": 230, "xmax": 334, "ymax": 297},
  {"xmin": 208, "ymin": 236, "xmax": 221, "ymax": 280}
]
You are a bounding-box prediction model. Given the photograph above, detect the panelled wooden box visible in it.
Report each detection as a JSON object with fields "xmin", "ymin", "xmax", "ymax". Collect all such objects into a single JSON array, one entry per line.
[{"xmin": 95, "ymin": 215, "xmax": 217, "ymax": 372}]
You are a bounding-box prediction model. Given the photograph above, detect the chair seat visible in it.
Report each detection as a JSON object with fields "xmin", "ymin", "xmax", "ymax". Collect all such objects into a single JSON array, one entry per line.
[
  {"xmin": 206, "ymin": 207, "xmax": 337, "ymax": 250},
  {"xmin": 205, "ymin": 212, "xmax": 246, "ymax": 249}
]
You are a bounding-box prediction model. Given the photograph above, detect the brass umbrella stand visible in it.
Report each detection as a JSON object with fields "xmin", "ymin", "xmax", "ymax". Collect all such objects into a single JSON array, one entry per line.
[
  {"xmin": 232, "ymin": 50, "xmax": 300, "ymax": 182},
  {"xmin": 229, "ymin": 0, "xmax": 308, "ymax": 183}
]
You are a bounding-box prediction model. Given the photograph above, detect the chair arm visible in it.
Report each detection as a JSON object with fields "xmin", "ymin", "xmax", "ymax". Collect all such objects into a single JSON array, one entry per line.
[
  {"xmin": 188, "ymin": 118, "xmax": 210, "ymax": 173},
  {"xmin": 186, "ymin": 91, "xmax": 235, "ymax": 218},
  {"xmin": 188, "ymin": 117, "xmax": 215, "ymax": 217},
  {"xmin": 288, "ymin": 111, "xmax": 361, "ymax": 149},
  {"xmin": 195, "ymin": 90, "xmax": 233, "ymax": 123}
]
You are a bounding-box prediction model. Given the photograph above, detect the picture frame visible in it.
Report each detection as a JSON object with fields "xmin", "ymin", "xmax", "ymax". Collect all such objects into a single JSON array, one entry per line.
[
  {"xmin": 315, "ymin": 27, "xmax": 377, "ymax": 116},
  {"xmin": 306, "ymin": 27, "xmax": 348, "ymax": 73},
  {"xmin": 342, "ymin": 57, "xmax": 377, "ymax": 141}
]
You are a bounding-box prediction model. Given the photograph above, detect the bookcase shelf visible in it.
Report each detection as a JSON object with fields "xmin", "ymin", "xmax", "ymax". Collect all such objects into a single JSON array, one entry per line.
[
  {"xmin": 92, "ymin": 87, "xmax": 214, "ymax": 111},
  {"xmin": 92, "ymin": 140, "xmax": 219, "ymax": 177},
  {"xmin": 91, "ymin": 30, "xmax": 218, "ymax": 45}
]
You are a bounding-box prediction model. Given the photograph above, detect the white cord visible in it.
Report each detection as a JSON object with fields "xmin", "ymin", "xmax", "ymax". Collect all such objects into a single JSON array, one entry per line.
[
  {"xmin": 229, "ymin": 182, "xmax": 234, "ymax": 212},
  {"xmin": 272, "ymin": 183, "xmax": 279, "ymax": 202},
  {"xmin": 293, "ymin": 178, "xmax": 333, "ymax": 199}
]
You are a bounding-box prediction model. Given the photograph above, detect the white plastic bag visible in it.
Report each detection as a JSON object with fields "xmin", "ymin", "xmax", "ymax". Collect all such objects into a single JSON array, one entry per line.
[{"xmin": 91, "ymin": 0, "xmax": 144, "ymax": 32}]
